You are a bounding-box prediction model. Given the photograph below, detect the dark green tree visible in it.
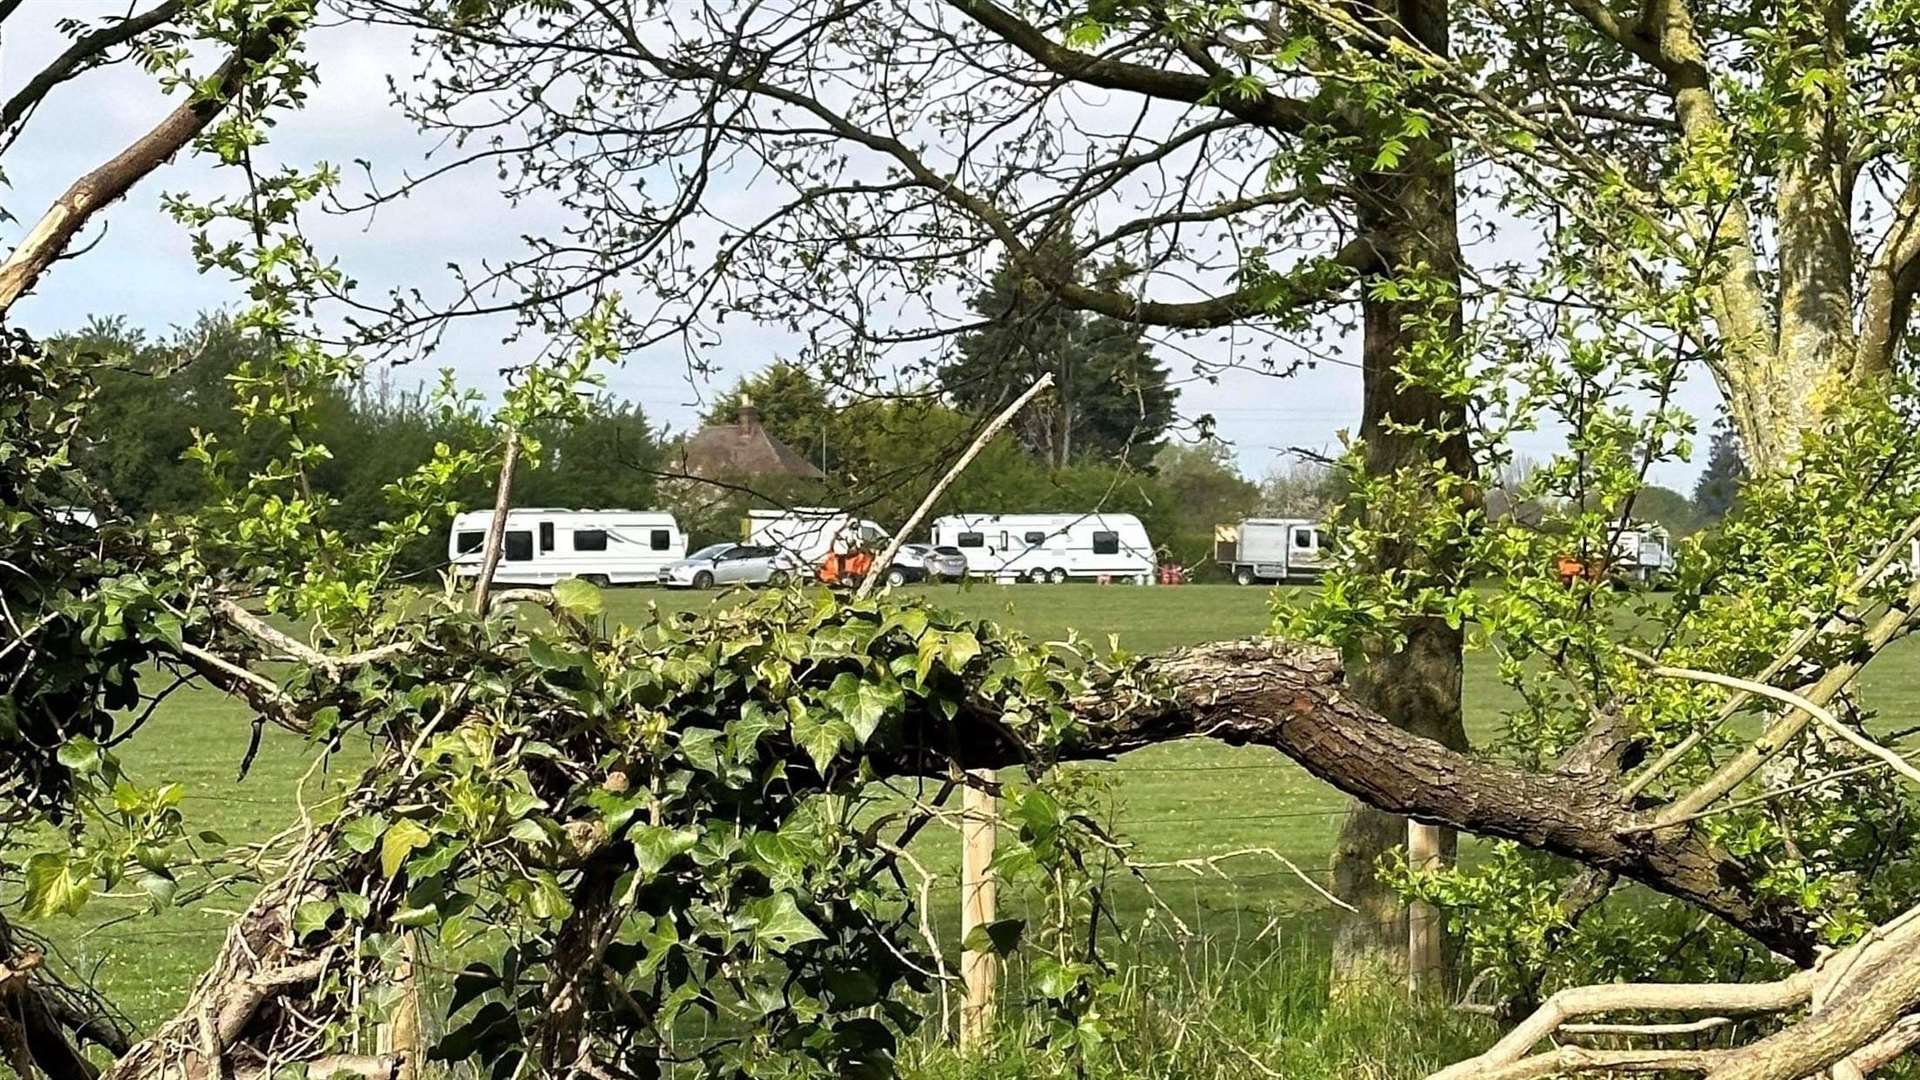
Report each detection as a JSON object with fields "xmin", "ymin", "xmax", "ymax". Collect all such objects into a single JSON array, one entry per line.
[
  {"xmin": 945, "ymin": 241, "xmax": 1176, "ymax": 468},
  {"xmin": 1693, "ymin": 422, "xmax": 1747, "ymax": 520}
]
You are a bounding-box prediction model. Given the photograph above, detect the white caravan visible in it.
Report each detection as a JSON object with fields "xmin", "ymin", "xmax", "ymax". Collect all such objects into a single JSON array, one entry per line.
[
  {"xmin": 929, "ymin": 512, "xmax": 1157, "ymax": 585},
  {"xmin": 1215, "ymin": 518, "xmax": 1330, "ymax": 585},
  {"xmin": 744, "ymin": 508, "xmax": 889, "ymax": 565},
  {"xmin": 449, "ymin": 509, "xmax": 686, "ymax": 586}
]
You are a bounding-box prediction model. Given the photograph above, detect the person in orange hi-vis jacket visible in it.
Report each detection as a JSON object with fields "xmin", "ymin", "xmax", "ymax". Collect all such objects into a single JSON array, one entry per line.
[{"xmin": 817, "ymin": 530, "xmax": 874, "ymax": 587}]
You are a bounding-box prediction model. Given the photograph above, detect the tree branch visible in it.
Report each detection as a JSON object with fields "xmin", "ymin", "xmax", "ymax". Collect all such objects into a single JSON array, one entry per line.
[
  {"xmin": 943, "ymin": 0, "xmax": 1340, "ymax": 135},
  {"xmin": 943, "ymin": 638, "xmax": 1819, "ymax": 960},
  {"xmin": 0, "ymin": 0, "xmax": 188, "ymax": 142},
  {"xmin": 0, "ymin": 15, "xmax": 295, "ymax": 315}
]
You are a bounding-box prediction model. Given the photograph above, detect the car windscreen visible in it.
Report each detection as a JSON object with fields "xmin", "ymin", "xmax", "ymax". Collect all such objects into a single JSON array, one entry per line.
[
  {"xmin": 934, "ymin": 546, "xmax": 963, "ymax": 556},
  {"xmin": 689, "ymin": 543, "xmax": 732, "ymax": 560}
]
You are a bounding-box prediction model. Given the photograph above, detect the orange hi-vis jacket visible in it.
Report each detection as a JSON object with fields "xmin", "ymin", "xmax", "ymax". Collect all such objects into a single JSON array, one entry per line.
[{"xmin": 819, "ymin": 550, "xmax": 874, "ymax": 586}]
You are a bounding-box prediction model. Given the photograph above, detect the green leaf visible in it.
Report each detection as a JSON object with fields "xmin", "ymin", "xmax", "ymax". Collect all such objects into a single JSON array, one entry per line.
[
  {"xmin": 550, "ymin": 578, "xmax": 605, "ymax": 617},
  {"xmin": 822, "ymin": 671, "xmax": 901, "ymax": 743},
  {"xmin": 23, "ymin": 852, "xmax": 89, "ymax": 918},
  {"xmin": 789, "ymin": 708, "xmax": 855, "ymax": 773},
  {"xmin": 56, "ymin": 736, "xmax": 101, "ymax": 775},
  {"xmin": 941, "ymin": 631, "xmax": 981, "ymax": 672},
  {"xmin": 745, "ymin": 892, "xmax": 825, "ymax": 953},
  {"xmin": 631, "ymin": 825, "xmax": 699, "ymax": 875},
  {"xmin": 293, "ymin": 899, "xmax": 338, "ymax": 937},
  {"xmin": 380, "ymin": 818, "xmax": 433, "ymax": 878},
  {"xmin": 138, "ymin": 871, "xmax": 179, "ymax": 910},
  {"xmin": 342, "ymin": 814, "xmax": 388, "ymax": 855},
  {"xmin": 961, "ymin": 917, "xmax": 1026, "ymax": 957}
]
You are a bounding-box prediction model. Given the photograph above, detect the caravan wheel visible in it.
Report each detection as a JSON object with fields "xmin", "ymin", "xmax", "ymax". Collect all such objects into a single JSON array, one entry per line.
[
  {"xmin": 586, "ymin": 574, "xmax": 612, "ymax": 589},
  {"xmin": 1235, "ymin": 567, "xmax": 1256, "ymax": 587},
  {"xmin": 1048, "ymin": 567, "xmax": 1069, "ymax": 585},
  {"xmin": 1026, "ymin": 567, "xmax": 1048, "ymax": 584}
]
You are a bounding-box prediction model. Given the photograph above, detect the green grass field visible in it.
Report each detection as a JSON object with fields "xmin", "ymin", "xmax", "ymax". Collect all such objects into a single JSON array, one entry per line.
[{"xmin": 35, "ymin": 581, "xmax": 1920, "ymax": 1059}]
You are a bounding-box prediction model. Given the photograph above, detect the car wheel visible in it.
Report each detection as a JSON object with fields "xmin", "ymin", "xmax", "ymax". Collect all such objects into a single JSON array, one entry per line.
[
  {"xmin": 1235, "ymin": 567, "xmax": 1256, "ymax": 587},
  {"xmin": 1048, "ymin": 567, "xmax": 1069, "ymax": 585},
  {"xmin": 886, "ymin": 567, "xmax": 908, "ymax": 587},
  {"xmin": 692, "ymin": 571, "xmax": 714, "ymax": 590}
]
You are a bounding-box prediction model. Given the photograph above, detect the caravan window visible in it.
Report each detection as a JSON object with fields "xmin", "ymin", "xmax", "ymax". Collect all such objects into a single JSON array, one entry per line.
[
  {"xmin": 650, "ymin": 529, "xmax": 671, "ymax": 551},
  {"xmin": 455, "ymin": 530, "xmax": 484, "ymax": 555},
  {"xmin": 504, "ymin": 530, "xmax": 534, "ymax": 562},
  {"xmin": 573, "ymin": 530, "xmax": 608, "ymax": 552},
  {"xmin": 539, "ymin": 522, "xmax": 555, "ymax": 552},
  {"xmin": 1091, "ymin": 531, "xmax": 1119, "ymax": 555},
  {"xmin": 1024, "ymin": 530, "xmax": 1046, "ymax": 546},
  {"xmin": 957, "ymin": 532, "xmax": 984, "ymax": 548}
]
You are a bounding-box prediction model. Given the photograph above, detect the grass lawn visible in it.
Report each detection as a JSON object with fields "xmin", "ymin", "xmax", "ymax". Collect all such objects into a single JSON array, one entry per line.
[{"xmin": 34, "ymin": 581, "xmax": 1920, "ymax": 1038}]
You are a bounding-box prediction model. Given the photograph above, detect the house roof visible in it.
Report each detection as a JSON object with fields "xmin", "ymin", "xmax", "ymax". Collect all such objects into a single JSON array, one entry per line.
[{"xmin": 680, "ymin": 400, "xmax": 825, "ymax": 481}]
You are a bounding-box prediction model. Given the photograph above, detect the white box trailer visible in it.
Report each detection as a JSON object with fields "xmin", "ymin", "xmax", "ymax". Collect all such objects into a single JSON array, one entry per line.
[
  {"xmin": 449, "ymin": 509, "xmax": 686, "ymax": 586},
  {"xmin": 929, "ymin": 512, "xmax": 1156, "ymax": 585},
  {"xmin": 1215, "ymin": 518, "xmax": 1330, "ymax": 585},
  {"xmin": 744, "ymin": 508, "xmax": 890, "ymax": 566}
]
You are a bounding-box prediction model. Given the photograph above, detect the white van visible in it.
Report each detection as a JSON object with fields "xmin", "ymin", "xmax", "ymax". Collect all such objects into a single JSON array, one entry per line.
[
  {"xmin": 1611, "ymin": 523, "xmax": 1676, "ymax": 584},
  {"xmin": 745, "ymin": 508, "xmax": 889, "ymax": 566},
  {"xmin": 929, "ymin": 512, "xmax": 1157, "ymax": 585},
  {"xmin": 449, "ymin": 509, "xmax": 686, "ymax": 586},
  {"xmin": 1215, "ymin": 518, "xmax": 1330, "ymax": 585}
]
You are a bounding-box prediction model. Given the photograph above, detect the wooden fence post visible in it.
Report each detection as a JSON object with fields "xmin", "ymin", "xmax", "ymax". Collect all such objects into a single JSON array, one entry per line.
[
  {"xmin": 959, "ymin": 771, "xmax": 998, "ymax": 1050},
  {"xmin": 1407, "ymin": 819, "xmax": 1443, "ymax": 993}
]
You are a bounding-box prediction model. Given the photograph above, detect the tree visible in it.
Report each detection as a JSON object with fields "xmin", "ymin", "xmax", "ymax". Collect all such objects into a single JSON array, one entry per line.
[
  {"xmin": 946, "ymin": 242, "xmax": 1177, "ymax": 468},
  {"xmin": 1694, "ymin": 423, "xmax": 1747, "ymax": 521},
  {"xmin": 1259, "ymin": 459, "xmax": 1341, "ymax": 519},
  {"xmin": 700, "ymin": 361, "xmax": 836, "ymax": 475},
  {"xmin": 1152, "ymin": 442, "xmax": 1261, "ymax": 571},
  {"xmin": 1631, "ymin": 484, "xmax": 1708, "ymax": 538},
  {"xmin": 21, "ymin": 0, "xmax": 1920, "ymax": 1075}
]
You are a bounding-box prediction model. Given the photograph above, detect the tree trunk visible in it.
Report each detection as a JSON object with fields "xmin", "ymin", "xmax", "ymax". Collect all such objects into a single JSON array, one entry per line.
[{"xmin": 1329, "ymin": 0, "xmax": 1472, "ymax": 989}]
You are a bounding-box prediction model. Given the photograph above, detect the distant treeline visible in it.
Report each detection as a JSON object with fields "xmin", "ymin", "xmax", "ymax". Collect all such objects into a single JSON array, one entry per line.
[{"xmin": 56, "ymin": 313, "xmax": 1740, "ymax": 580}]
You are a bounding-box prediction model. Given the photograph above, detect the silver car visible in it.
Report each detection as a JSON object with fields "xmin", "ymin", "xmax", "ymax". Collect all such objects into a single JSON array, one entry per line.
[
  {"xmin": 658, "ymin": 543, "xmax": 802, "ymax": 589},
  {"xmin": 882, "ymin": 543, "xmax": 969, "ymax": 586}
]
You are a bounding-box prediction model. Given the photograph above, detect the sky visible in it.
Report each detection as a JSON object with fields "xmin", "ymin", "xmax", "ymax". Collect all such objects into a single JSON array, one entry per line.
[{"xmin": 0, "ymin": 2, "xmax": 1720, "ymax": 491}]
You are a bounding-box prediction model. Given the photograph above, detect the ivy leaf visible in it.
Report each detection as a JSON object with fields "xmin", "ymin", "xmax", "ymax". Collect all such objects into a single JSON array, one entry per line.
[
  {"xmin": 823, "ymin": 671, "xmax": 901, "ymax": 742},
  {"xmin": 23, "ymin": 852, "xmax": 89, "ymax": 918},
  {"xmin": 631, "ymin": 824, "xmax": 698, "ymax": 875},
  {"xmin": 745, "ymin": 892, "xmax": 825, "ymax": 953},
  {"xmin": 293, "ymin": 899, "xmax": 338, "ymax": 938},
  {"xmin": 941, "ymin": 631, "xmax": 981, "ymax": 672},
  {"xmin": 342, "ymin": 813, "xmax": 389, "ymax": 855},
  {"xmin": 550, "ymin": 578, "xmax": 604, "ymax": 618},
  {"xmin": 381, "ymin": 818, "xmax": 433, "ymax": 878},
  {"xmin": 789, "ymin": 708, "xmax": 854, "ymax": 773}
]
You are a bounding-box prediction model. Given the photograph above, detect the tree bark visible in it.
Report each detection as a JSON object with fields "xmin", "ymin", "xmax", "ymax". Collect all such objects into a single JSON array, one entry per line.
[{"xmin": 1331, "ymin": 0, "xmax": 1474, "ymax": 987}]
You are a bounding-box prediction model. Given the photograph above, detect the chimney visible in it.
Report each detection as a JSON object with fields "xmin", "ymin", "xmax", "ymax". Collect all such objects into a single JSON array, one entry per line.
[{"xmin": 737, "ymin": 393, "xmax": 761, "ymax": 431}]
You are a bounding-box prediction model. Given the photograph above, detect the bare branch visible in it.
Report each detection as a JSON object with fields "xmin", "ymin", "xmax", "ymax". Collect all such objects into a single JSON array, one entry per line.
[
  {"xmin": 0, "ymin": 1, "xmax": 188, "ymax": 143},
  {"xmin": 856, "ymin": 373, "xmax": 1055, "ymax": 599}
]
